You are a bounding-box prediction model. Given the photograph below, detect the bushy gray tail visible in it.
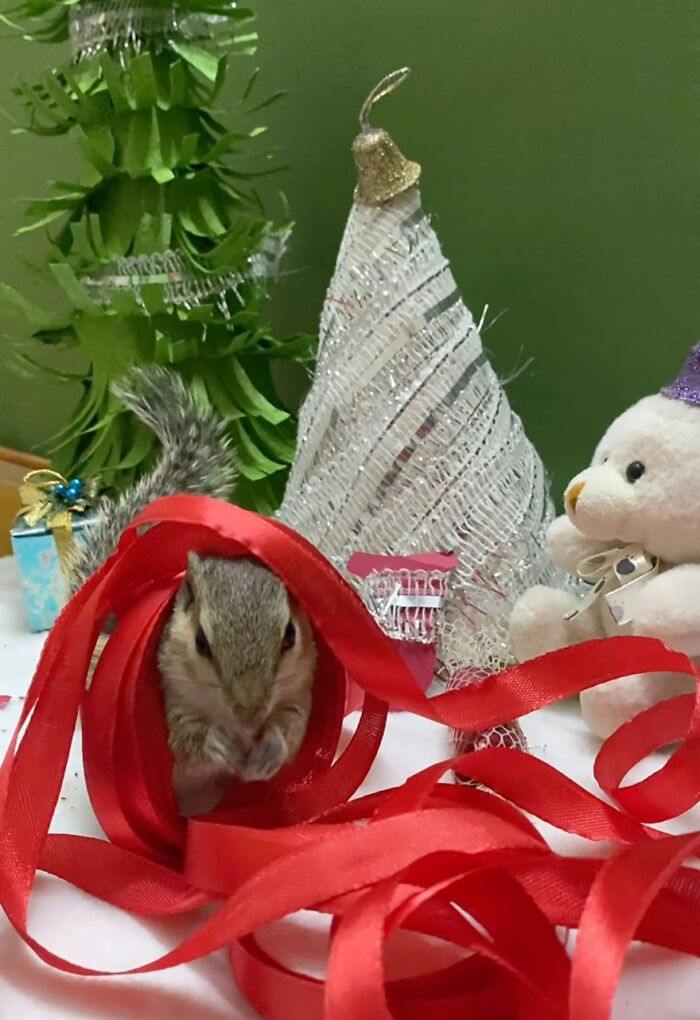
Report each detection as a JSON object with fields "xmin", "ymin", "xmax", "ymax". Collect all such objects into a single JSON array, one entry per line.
[{"xmin": 69, "ymin": 365, "xmax": 236, "ymax": 592}]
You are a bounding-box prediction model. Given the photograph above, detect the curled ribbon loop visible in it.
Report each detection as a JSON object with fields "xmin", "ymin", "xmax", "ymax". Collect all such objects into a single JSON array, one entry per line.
[{"xmin": 0, "ymin": 495, "xmax": 698, "ymax": 1020}]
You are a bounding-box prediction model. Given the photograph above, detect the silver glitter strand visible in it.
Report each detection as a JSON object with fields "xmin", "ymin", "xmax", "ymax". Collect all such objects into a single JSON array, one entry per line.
[
  {"xmin": 68, "ymin": 0, "xmax": 236, "ymax": 60},
  {"xmin": 352, "ymin": 568, "xmax": 450, "ymax": 645},
  {"xmin": 80, "ymin": 237, "xmax": 287, "ymax": 311}
]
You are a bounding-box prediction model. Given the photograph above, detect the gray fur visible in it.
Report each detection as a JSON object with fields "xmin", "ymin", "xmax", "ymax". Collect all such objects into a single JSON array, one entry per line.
[
  {"xmin": 69, "ymin": 365, "xmax": 236, "ymax": 592},
  {"xmin": 159, "ymin": 555, "xmax": 291, "ymax": 724},
  {"xmin": 72, "ymin": 365, "xmax": 315, "ymax": 808},
  {"xmin": 189, "ymin": 556, "xmax": 290, "ymax": 711},
  {"xmin": 157, "ymin": 550, "xmax": 315, "ymax": 797}
]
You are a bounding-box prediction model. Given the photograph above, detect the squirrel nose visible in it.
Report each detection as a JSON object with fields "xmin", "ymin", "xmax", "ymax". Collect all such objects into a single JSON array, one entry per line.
[
  {"xmin": 230, "ymin": 693, "xmax": 267, "ymax": 725},
  {"xmin": 566, "ymin": 481, "xmax": 585, "ymax": 512}
]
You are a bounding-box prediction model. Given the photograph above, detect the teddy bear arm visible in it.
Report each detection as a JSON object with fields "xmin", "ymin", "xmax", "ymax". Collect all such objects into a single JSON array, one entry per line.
[
  {"xmin": 633, "ymin": 564, "xmax": 700, "ymax": 657},
  {"xmin": 546, "ymin": 516, "xmax": 616, "ymax": 575},
  {"xmin": 509, "ymin": 584, "xmax": 606, "ymax": 662}
]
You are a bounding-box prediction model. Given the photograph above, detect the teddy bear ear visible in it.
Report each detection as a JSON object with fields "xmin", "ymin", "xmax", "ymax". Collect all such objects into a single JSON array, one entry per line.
[{"xmin": 660, "ymin": 343, "xmax": 700, "ymax": 408}]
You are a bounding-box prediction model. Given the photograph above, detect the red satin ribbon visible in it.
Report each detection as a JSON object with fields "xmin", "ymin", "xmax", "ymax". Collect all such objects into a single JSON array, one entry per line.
[{"xmin": 1, "ymin": 494, "xmax": 699, "ymax": 1019}]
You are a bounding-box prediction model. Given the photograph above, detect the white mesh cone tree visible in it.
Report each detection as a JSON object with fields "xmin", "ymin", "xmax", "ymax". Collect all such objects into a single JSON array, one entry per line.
[{"xmin": 280, "ymin": 70, "xmax": 567, "ymax": 755}]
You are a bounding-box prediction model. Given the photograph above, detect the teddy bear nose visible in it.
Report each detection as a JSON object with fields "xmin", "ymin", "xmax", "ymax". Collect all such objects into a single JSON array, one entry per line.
[{"xmin": 566, "ymin": 481, "xmax": 585, "ymax": 511}]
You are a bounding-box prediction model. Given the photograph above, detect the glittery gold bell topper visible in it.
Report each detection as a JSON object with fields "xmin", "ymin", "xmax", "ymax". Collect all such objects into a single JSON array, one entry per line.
[{"xmin": 353, "ymin": 67, "xmax": 422, "ymax": 206}]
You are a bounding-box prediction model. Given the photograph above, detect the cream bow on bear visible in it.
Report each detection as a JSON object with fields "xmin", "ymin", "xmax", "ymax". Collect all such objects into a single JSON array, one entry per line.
[{"xmin": 565, "ymin": 546, "xmax": 658, "ymax": 636}]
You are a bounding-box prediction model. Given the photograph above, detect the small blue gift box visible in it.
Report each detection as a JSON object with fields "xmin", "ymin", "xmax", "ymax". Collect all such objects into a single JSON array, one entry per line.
[{"xmin": 10, "ymin": 513, "xmax": 95, "ymax": 632}]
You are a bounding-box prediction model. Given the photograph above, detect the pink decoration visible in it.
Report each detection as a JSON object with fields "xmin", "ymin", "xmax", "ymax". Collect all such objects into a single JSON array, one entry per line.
[
  {"xmin": 347, "ymin": 551, "xmax": 459, "ymax": 577},
  {"xmin": 347, "ymin": 551, "xmax": 457, "ymax": 709}
]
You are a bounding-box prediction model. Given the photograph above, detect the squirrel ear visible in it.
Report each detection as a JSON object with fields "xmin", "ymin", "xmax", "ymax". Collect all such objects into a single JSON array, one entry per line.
[
  {"xmin": 178, "ymin": 552, "xmax": 203, "ymax": 609},
  {"xmin": 187, "ymin": 551, "xmax": 203, "ymax": 575}
]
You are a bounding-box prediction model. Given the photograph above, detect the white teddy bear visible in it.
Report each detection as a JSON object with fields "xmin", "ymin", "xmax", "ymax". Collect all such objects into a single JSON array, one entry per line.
[{"xmin": 509, "ymin": 344, "xmax": 700, "ymax": 739}]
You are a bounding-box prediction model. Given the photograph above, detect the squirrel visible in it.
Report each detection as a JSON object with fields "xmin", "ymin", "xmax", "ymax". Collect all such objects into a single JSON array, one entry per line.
[{"xmin": 69, "ymin": 366, "xmax": 315, "ymax": 807}]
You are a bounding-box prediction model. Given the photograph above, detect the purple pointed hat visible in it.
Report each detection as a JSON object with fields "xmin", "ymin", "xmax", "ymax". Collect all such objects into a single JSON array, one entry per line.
[{"xmin": 661, "ymin": 344, "xmax": 700, "ymax": 407}]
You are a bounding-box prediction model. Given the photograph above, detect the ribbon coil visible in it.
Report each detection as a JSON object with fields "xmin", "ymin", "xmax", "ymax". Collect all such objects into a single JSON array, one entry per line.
[{"xmin": 0, "ymin": 495, "xmax": 699, "ymax": 1020}]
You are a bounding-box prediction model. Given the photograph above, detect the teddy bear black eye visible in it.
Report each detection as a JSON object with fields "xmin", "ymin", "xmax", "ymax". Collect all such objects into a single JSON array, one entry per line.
[
  {"xmin": 195, "ymin": 625, "xmax": 212, "ymax": 658},
  {"xmin": 625, "ymin": 461, "xmax": 646, "ymax": 483},
  {"xmin": 281, "ymin": 620, "xmax": 296, "ymax": 652}
]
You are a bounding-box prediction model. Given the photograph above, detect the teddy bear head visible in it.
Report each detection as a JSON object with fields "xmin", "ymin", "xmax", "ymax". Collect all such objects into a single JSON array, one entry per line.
[{"xmin": 563, "ymin": 345, "xmax": 700, "ymax": 564}]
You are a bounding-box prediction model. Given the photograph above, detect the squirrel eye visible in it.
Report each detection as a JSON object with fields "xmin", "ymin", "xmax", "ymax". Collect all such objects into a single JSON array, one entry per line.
[
  {"xmin": 282, "ymin": 620, "xmax": 296, "ymax": 652},
  {"xmin": 625, "ymin": 460, "xmax": 646, "ymax": 483},
  {"xmin": 194, "ymin": 625, "xmax": 212, "ymax": 658}
]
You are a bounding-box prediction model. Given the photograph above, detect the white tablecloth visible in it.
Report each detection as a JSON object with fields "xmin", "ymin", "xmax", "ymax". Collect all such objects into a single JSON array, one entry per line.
[{"xmin": 0, "ymin": 555, "xmax": 698, "ymax": 1018}]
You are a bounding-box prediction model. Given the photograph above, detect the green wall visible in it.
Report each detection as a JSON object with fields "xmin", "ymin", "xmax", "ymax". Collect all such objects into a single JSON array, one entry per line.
[{"xmin": 1, "ymin": 1, "xmax": 699, "ymax": 504}]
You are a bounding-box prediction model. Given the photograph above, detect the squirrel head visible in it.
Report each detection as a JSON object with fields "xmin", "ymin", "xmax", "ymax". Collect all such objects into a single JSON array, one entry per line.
[{"xmin": 165, "ymin": 553, "xmax": 313, "ymax": 731}]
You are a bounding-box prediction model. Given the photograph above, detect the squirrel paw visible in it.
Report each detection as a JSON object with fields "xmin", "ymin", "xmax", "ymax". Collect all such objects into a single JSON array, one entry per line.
[
  {"xmin": 243, "ymin": 724, "xmax": 288, "ymax": 782},
  {"xmin": 201, "ymin": 726, "xmax": 246, "ymax": 773}
]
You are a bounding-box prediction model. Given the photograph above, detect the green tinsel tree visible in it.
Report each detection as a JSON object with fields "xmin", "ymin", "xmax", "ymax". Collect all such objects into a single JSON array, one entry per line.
[{"xmin": 0, "ymin": 0, "xmax": 314, "ymax": 512}]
